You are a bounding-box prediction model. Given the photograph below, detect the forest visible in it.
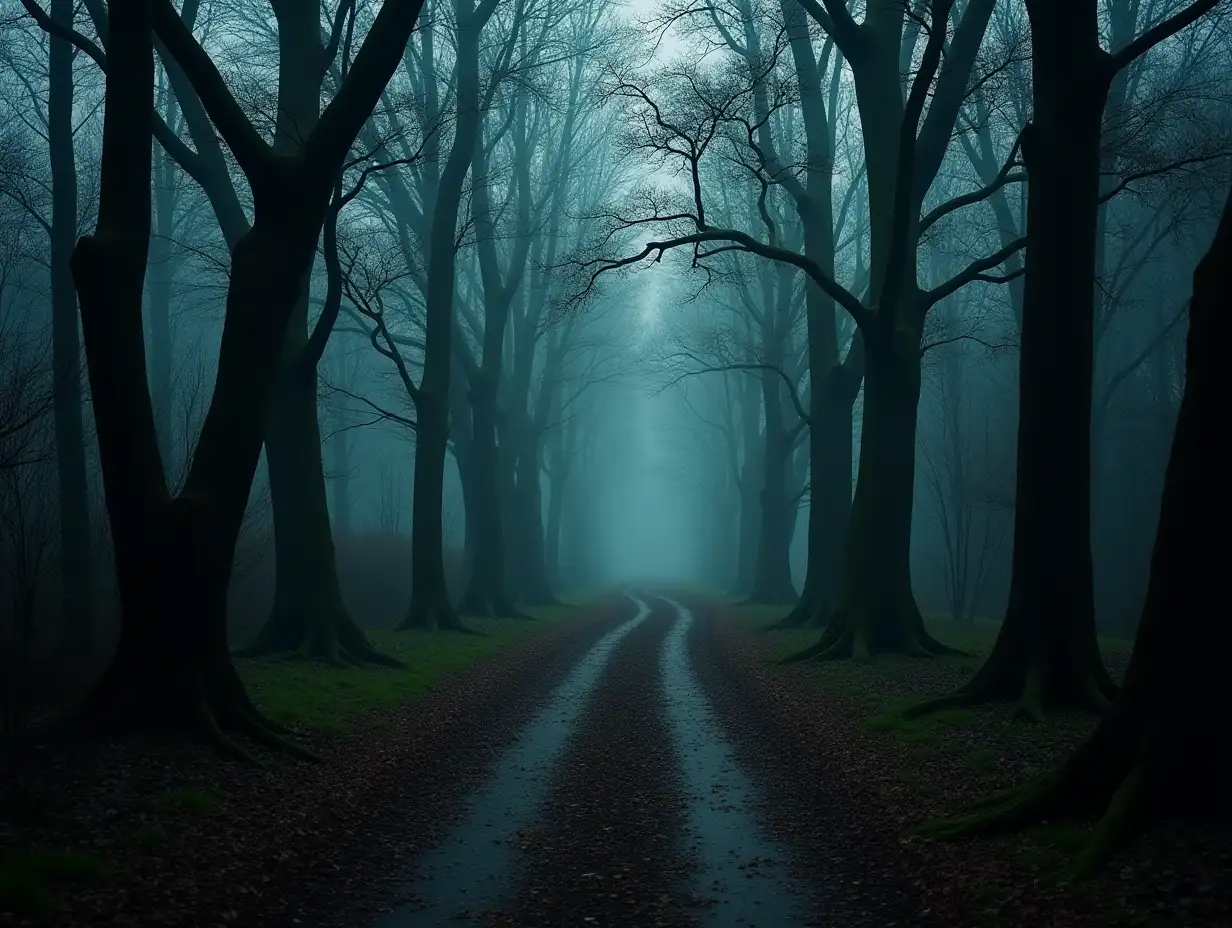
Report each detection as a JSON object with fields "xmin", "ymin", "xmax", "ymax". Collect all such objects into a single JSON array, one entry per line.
[{"xmin": 0, "ymin": 0, "xmax": 1228, "ymax": 924}]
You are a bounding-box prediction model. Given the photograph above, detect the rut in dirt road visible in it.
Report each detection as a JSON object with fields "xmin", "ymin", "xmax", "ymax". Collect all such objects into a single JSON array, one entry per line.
[
  {"xmin": 658, "ymin": 596, "xmax": 810, "ymax": 928},
  {"xmin": 494, "ymin": 594, "xmax": 693, "ymax": 927},
  {"xmin": 367, "ymin": 594, "xmax": 651, "ymax": 927},
  {"xmin": 365, "ymin": 592, "xmax": 817, "ymax": 928}
]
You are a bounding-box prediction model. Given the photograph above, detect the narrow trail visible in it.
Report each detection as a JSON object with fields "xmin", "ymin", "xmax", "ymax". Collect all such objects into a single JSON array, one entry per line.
[{"xmin": 335, "ymin": 591, "xmax": 820, "ymax": 928}]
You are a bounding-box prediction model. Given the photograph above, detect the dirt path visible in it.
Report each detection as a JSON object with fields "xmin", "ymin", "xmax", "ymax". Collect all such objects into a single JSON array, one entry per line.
[{"xmin": 312, "ymin": 592, "xmax": 862, "ymax": 928}]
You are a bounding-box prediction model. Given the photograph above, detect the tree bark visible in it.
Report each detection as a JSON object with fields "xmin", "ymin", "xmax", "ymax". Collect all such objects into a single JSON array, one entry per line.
[
  {"xmin": 148, "ymin": 141, "xmax": 178, "ymax": 474},
  {"xmin": 927, "ymin": 174, "xmax": 1231, "ymax": 877},
  {"xmin": 908, "ymin": 0, "xmax": 1118, "ymax": 717},
  {"xmin": 242, "ymin": 0, "xmax": 393, "ymax": 664},
  {"xmin": 456, "ymin": 373, "xmax": 519, "ymax": 616},
  {"xmin": 790, "ymin": 323, "xmax": 955, "ymax": 659},
  {"xmin": 747, "ymin": 390, "xmax": 797, "ymax": 604},
  {"xmin": 72, "ymin": 0, "xmax": 428, "ymax": 756},
  {"xmin": 49, "ymin": 0, "xmax": 95, "ymax": 662},
  {"xmin": 400, "ymin": 5, "xmax": 488, "ymax": 631}
]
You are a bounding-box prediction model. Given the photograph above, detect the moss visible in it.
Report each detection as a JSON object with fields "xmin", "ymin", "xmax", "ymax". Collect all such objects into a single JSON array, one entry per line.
[{"xmin": 239, "ymin": 606, "xmax": 580, "ymax": 735}]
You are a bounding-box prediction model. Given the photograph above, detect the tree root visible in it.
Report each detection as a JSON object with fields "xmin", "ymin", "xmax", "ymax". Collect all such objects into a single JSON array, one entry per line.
[
  {"xmin": 764, "ymin": 597, "xmax": 820, "ymax": 630},
  {"xmin": 397, "ymin": 598, "xmax": 480, "ymax": 634},
  {"xmin": 905, "ymin": 637, "xmax": 1116, "ymax": 721},
  {"xmin": 921, "ymin": 715, "xmax": 1159, "ymax": 879},
  {"xmin": 237, "ymin": 606, "xmax": 403, "ymax": 669},
  {"xmin": 780, "ymin": 608, "xmax": 965, "ymax": 664},
  {"xmin": 79, "ymin": 658, "xmax": 320, "ymax": 766}
]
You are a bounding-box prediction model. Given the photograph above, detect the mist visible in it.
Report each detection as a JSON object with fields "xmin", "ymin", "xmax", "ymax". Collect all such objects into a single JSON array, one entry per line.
[{"xmin": 1, "ymin": 0, "xmax": 1230, "ymax": 924}]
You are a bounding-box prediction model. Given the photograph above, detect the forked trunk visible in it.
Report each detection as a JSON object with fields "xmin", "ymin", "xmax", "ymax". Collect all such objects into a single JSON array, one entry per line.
[{"xmin": 80, "ymin": 207, "xmax": 324, "ymax": 761}]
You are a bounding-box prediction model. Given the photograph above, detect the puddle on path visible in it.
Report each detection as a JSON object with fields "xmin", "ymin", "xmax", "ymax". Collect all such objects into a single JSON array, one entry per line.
[
  {"xmin": 369, "ymin": 593, "xmax": 652, "ymax": 927},
  {"xmin": 659, "ymin": 596, "xmax": 809, "ymax": 928}
]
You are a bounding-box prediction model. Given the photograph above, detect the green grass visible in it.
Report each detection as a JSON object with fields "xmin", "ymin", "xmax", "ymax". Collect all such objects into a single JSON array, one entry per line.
[
  {"xmin": 735, "ymin": 606, "xmax": 1133, "ymax": 667},
  {"xmin": 0, "ymin": 848, "xmax": 110, "ymax": 917},
  {"xmin": 240, "ymin": 605, "xmax": 582, "ymax": 734}
]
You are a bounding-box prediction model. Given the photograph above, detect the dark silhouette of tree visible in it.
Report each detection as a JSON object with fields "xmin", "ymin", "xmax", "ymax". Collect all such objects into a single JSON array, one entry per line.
[{"xmin": 927, "ymin": 169, "xmax": 1231, "ymax": 878}]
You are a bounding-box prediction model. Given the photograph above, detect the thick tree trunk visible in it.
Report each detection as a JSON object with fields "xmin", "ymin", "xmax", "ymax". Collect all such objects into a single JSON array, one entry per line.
[
  {"xmin": 909, "ymin": 10, "xmax": 1116, "ymax": 718},
  {"xmin": 930, "ymin": 176, "xmax": 1231, "ymax": 876},
  {"xmin": 79, "ymin": 182, "xmax": 324, "ymax": 761},
  {"xmin": 789, "ymin": 330, "xmax": 954, "ymax": 660},
  {"xmin": 770, "ymin": 379, "xmax": 854, "ymax": 628},
  {"xmin": 240, "ymin": 366, "xmax": 399, "ymax": 665},
  {"xmin": 49, "ymin": 0, "xmax": 95, "ymax": 661},
  {"xmin": 243, "ymin": 0, "xmax": 393, "ymax": 664}
]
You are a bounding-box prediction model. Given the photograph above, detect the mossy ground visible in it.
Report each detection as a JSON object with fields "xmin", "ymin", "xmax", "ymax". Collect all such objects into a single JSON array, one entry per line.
[
  {"xmin": 240, "ymin": 604, "xmax": 582, "ymax": 734},
  {"xmin": 726, "ymin": 602, "xmax": 1147, "ymax": 916}
]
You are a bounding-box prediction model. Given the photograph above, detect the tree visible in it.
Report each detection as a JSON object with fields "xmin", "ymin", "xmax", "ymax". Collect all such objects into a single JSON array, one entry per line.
[
  {"xmin": 926, "ymin": 169, "xmax": 1231, "ymax": 879},
  {"xmin": 574, "ymin": 0, "xmax": 1019, "ymax": 657},
  {"xmin": 54, "ymin": 0, "xmax": 427, "ymax": 759},
  {"xmin": 908, "ymin": 0, "xmax": 1222, "ymax": 720}
]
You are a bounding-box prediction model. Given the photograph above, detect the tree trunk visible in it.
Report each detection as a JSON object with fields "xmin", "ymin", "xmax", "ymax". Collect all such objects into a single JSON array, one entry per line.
[
  {"xmin": 148, "ymin": 149, "xmax": 177, "ymax": 474},
  {"xmin": 909, "ymin": 5, "xmax": 1116, "ymax": 718},
  {"xmin": 329, "ymin": 404, "xmax": 352, "ymax": 536},
  {"xmin": 239, "ymin": 365, "xmax": 398, "ymax": 665},
  {"xmin": 400, "ymin": 7, "xmax": 486, "ymax": 632},
  {"xmin": 790, "ymin": 327, "xmax": 954, "ymax": 660},
  {"xmin": 242, "ymin": 0, "xmax": 393, "ymax": 664},
  {"xmin": 456, "ymin": 376, "xmax": 519, "ymax": 617},
  {"xmin": 929, "ymin": 175, "xmax": 1231, "ymax": 876},
  {"xmin": 401, "ymin": 390, "xmax": 458, "ymax": 629},
  {"xmin": 544, "ymin": 468, "xmax": 567, "ymax": 590},
  {"xmin": 747, "ymin": 419, "xmax": 797, "ymax": 604},
  {"xmin": 49, "ymin": 0, "xmax": 95, "ymax": 662},
  {"xmin": 511, "ymin": 430, "xmax": 558, "ymax": 607}
]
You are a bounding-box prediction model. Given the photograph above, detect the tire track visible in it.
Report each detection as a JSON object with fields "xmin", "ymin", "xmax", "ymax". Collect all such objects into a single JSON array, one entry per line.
[{"xmin": 490, "ymin": 594, "xmax": 696, "ymax": 927}]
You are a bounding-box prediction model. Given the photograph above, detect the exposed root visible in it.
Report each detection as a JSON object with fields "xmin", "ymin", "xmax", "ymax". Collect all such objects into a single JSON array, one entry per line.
[
  {"xmin": 779, "ymin": 606, "xmax": 964, "ymax": 664},
  {"xmin": 764, "ymin": 597, "xmax": 819, "ymax": 630},
  {"xmin": 237, "ymin": 606, "xmax": 403, "ymax": 669},
  {"xmin": 921, "ymin": 768, "xmax": 1068, "ymax": 841},
  {"xmin": 902, "ymin": 690, "xmax": 979, "ymax": 720},
  {"xmin": 397, "ymin": 597, "xmax": 480, "ymax": 634}
]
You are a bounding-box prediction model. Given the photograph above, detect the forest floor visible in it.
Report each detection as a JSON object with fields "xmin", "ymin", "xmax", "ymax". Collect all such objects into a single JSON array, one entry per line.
[
  {"xmin": 0, "ymin": 599, "xmax": 619, "ymax": 927},
  {"xmin": 710, "ymin": 599, "xmax": 1232, "ymax": 928},
  {"xmin": 4, "ymin": 592, "xmax": 1228, "ymax": 928}
]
